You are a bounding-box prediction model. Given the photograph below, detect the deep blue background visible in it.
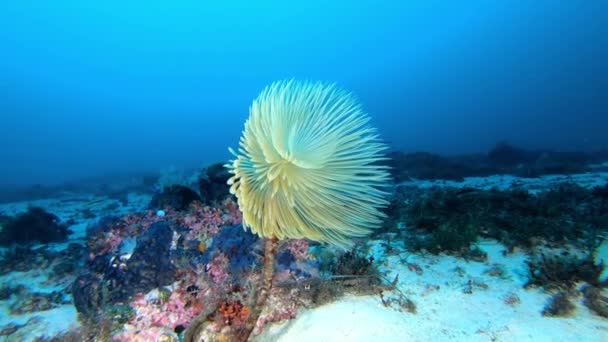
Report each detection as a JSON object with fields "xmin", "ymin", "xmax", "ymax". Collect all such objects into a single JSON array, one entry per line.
[{"xmin": 1, "ymin": 1, "xmax": 606, "ymax": 185}]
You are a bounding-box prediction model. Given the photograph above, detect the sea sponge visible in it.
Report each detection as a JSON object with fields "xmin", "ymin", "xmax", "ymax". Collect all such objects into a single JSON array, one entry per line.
[{"xmin": 226, "ymin": 80, "xmax": 390, "ymax": 248}]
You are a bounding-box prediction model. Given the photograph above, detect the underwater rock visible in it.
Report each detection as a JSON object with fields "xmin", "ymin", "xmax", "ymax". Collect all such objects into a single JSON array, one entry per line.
[
  {"xmin": 592, "ymin": 183, "xmax": 608, "ymax": 198},
  {"xmin": 85, "ymin": 215, "xmax": 121, "ymax": 238},
  {"xmin": 0, "ymin": 245, "xmax": 36, "ymax": 274},
  {"xmin": 74, "ymin": 221, "xmax": 177, "ymax": 313},
  {"xmin": 149, "ymin": 185, "xmax": 201, "ymax": 211},
  {"xmin": 52, "ymin": 260, "xmax": 76, "ymax": 279},
  {"xmin": 201, "ymin": 224, "xmax": 260, "ymax": 274},
  {"xmin": 487, "ymin": 142, "xmax": 534, "ymax": 167},
  {"xmin": 10, "ymin": 291, "xmax": 65, "ymax": 315},
  {"xmin": 0, "ymin": 213, "xmax": 10, "ymax": 227},
  {"xmin": 87, "ymin": 254, "xmax": 113, "ymax": 274},
  {"xmin": 0, "ymin": 286, "xmax": 11, "ymax": 300},
  {"xmin": 0, "ymin": 323, "xmax": 20, "ymax": 337},
  {"xmin": 0, "ymin": 243, "xmax": 82, "ymax": 275},
  {"xmin": 0, "ymin": 207, "xmax": 70, "ymax": 246},
  {"xmin": 385, "ymin": 144, "xmax": 606, "ymax": 183},
  {"xmin": 198, "ymin": 162, "xmax": 232, "ymax": 204},
  {"xmin": 0, "ymin": 284, "xmax": 25, "ymax": 301},
  {"xmin": 72, "ymin": 273, "xmax": 105, "ymax": 319},
  {"xmin": 106, "ymin": 221, "xmax": 176, "ymax": 302},
  {"xmin": 521, "ymin": 151, "xmax": 590, "ymax": 177},
  {"xmin": 387, "ymin": 151, "xmax": 487, "ymax": 182},
  {"xmin": 276, "ymin": 249, "xmax": 296, "ymax": 270}
]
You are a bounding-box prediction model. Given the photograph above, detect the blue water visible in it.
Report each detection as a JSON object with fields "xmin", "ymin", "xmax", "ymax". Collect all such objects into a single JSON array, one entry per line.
[{"xmin": 1, "ymin": 0, "xmax": 606, "ymax": 185}]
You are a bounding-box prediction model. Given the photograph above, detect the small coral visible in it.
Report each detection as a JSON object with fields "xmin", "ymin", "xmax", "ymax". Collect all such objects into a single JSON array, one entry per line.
[
  {"xmin": 334, "ymin": 250, "xmax": 376, "ymax": 277},
  {"xmin": 202, "ymin": 225, "xmax": 260, "ymax": 275},
  {"xmin": 502, "ymin": 292, "xmax": 521, "ymax": 306},
  {"xmin": 526, "ymin": 249, "xmax": 604, "ymax": 290},
  {"xmin": 215, "ymin": 300, "xmax": 250, "ymax": 327},
  {"xmin": 582, "ymin": 285, "xmax": 608, "ymax": 318},
  {"xmin": 542, "ymin": 292, "xmax": 575, "ymax": 317},
  {"xmin": 180, "ymin": 201, "xmax": 242, "ymax": 242}
]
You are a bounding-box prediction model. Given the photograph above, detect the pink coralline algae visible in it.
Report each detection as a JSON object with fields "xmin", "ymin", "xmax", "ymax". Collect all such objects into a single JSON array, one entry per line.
[
  {"xmin": 221, "ymin": 198, "xmax": 243, "ymax": 225},
  {"xmin": 87, "ymin": 210, "xmax": 177, "ymax": 260},
  {"xmin": 253, "ymin": 287, "xmax": 299, "ymax": 335},
  {"xmin": 114, "ymin": 290, "xmax": 203, "ymax": 341},
  {"xmin": 286, "ymin": 239, "xmax": 309, "ymax": 261},
  {"xmin": 206, "ymin": 253, "xmax": 231, "ymax": 284},
  {"xmin": 87, "ymin": 229, "xmax": 124, "ymax": 260},
  {"xmin": 181, "ymin": 201, "xmax": 243, "ymax": 241},
  {"xmin": 123, "ymin": 209, "xmax": 176, "ymax": 233},
  {"xmin": 183, "ymin": 211, "xmax": 222, "ymax": 240}
]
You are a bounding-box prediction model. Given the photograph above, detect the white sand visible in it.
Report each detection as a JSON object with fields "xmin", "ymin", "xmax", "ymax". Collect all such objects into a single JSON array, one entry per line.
[{"xmin": 259, "ymin": 240, "xmax": 608, "ymax": 341}]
